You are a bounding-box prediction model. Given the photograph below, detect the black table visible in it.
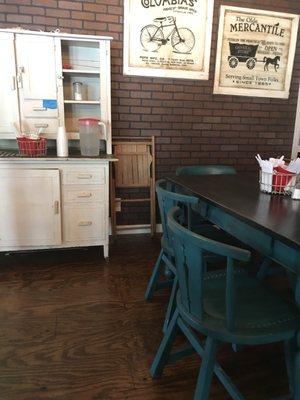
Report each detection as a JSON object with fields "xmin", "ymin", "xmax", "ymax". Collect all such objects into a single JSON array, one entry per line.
[{"xmin": 167, "ymin": 173, "xmax": 300, "ymax": 300}]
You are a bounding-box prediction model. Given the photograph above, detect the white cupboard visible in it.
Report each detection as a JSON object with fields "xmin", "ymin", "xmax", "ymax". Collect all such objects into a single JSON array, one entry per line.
[
  {"xmin": 0, "ymin": 160, "xmax": 111, "ymax": 258},
  {"xmin": 0, "ymin": 29, "xmax": 114, "ymax": 258},
  {"xmin": 0, "ymin": 29, "xmax": 112, "ymax": 153}
]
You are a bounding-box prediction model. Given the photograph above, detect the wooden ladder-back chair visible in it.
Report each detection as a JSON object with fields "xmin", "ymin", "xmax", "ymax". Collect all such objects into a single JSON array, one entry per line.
[{"xmin": 111, "ymin": 136, "xmax": 156, "ymax": 237}]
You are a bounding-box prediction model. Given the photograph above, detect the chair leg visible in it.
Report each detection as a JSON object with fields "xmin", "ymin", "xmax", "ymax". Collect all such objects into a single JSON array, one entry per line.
[
  {"xmin": 145, "ymin": 249, "xmax": 164, "ymax": 301},
  {"xmin": 256, "ymin": 257, "xmax": 272, "ymax": 281},
  {"xmin": 150, "ymin": 309, "xmax": 179, "ymax": 378},
  {"xmin": 194, "ymin": 337, "xmax": 218, "ymax": 400},
  {"xmin": 293, "ymin": 332, "xmax": 300, "ymax": 400},
  {"xmin": 162, "ymin": 276, "xmax": 178, "ymax": 334}
]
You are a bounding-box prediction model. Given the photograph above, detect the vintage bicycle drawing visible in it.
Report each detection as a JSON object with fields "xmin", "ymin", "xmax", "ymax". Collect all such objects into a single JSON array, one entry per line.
[
  {"xmin": 228, "ymin": 42, "xmax": 280, "ymax": 72},
  {"xmin": 140, "ymin": 16, "xmax": 195, "ymax": 54}
]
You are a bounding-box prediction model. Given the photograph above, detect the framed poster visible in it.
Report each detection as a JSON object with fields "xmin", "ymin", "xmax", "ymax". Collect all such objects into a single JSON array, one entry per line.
[
  {"xmin": 123, "ymin": 0, "xmax": 214, "ymax": 80},
  {"xmin": 214, "ymin": 6, "xmax": 299, "ymax": 98}
]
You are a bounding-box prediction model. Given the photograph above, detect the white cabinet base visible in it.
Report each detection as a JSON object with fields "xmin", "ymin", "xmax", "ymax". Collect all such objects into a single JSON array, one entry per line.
[{"xmin": 0, "ymin": 158, "xmax": 110, "ymax": 258}]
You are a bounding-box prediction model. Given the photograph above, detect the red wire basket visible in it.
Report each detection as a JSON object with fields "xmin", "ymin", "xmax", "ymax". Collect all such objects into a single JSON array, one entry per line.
[{"xmin": 17, "ymin": 136, "xmax": 47, "ymax": 157}]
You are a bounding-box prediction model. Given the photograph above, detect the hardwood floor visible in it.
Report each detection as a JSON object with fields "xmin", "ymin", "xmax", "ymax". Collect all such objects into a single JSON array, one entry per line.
[{"xmin": 0, "ymin": 235, "xmax": 290, "ymax": 400}]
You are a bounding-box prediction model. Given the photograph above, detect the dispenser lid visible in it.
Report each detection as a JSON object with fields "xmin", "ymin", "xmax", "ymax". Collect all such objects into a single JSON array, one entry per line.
[{"xmin": 78, "ymin": 118, "xmax": 100, "ymax": 126}]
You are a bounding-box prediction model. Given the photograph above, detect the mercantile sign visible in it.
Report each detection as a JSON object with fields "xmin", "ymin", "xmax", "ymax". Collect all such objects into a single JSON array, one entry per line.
[{"xmin": 214, "ymin": 6, "xmax": 299, "ymax": 98}]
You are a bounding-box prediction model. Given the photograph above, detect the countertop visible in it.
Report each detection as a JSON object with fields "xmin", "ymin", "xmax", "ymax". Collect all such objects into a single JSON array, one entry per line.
[{"xmin": 0, "ymin": 149, "xmax": 118, "ymax": 162}]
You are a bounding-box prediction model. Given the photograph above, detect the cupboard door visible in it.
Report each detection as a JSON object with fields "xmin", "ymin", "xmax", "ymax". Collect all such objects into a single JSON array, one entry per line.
[
  {"xmin": 0, "ymin": 169, "xmax": 62, "ymax": 247},
  {"xmin": 16, "ymin": 34, "xmax": 57, "ymax": 100},
  {"xmin": 0, "ymin": 32, "xmax": 20, "ymax": 137}
]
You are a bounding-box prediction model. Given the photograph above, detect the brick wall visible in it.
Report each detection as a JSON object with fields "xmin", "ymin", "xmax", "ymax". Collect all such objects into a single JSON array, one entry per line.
[{"xmin": 0, "ymin": 0, "xmax": 300, "ymax": 225}]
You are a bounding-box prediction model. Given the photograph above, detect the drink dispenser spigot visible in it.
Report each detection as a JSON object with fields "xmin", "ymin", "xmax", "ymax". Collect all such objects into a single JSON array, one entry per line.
[{"xmin": 78, "ymin": 118, "xmax": 107, "ymax": 156}]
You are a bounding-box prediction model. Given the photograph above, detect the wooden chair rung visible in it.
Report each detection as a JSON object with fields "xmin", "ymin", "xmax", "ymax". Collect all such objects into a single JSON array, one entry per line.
[{"xmin": 120, "ymin": 198, "xmax": 151, "ymax": 203}]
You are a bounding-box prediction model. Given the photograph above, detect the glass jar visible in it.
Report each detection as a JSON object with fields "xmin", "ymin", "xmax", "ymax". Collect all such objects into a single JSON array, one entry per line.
[{"xmin": 73, "ymin": 82, "xmax": 83, "ymax": 101}]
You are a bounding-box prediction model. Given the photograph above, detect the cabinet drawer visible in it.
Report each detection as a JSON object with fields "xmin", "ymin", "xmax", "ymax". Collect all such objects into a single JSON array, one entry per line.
[
  {"xmin": 22, "ymin": 100, "xmax": 58, "ymax": 118},
  {"xmin": 21, "ymin": 117, "xmax": 58, "ymax": 135},
  {"xmin": 63, "ymin": 205, "xmax": 106, "ymax": 242},
  {"xmin": 63, "ymin": 186, "xmax": 105, "ymax": 203},
  {"xmin": 62, "ymin": 167, "xmax": 106, "ymax": 185}
]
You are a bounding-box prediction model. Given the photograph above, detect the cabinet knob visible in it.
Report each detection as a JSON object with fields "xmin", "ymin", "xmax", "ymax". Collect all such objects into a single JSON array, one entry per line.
[
  {"xmin": 78, "ymin": 192, "xmax": 92, "ymax": 198},
  {"xmin": 77, "ymin": 173, "xmax": 93, "ymax": 179},
  {"xmin": 78, "ymin": 221, "xmax": 92, "ymax": 226},
  {"xmin": 34, "ymin": 123, "xmax": 49, "ymax": 128},
  {"xmin": 33, "ymin": 107, "xmax": 47, "ymax": 112}
]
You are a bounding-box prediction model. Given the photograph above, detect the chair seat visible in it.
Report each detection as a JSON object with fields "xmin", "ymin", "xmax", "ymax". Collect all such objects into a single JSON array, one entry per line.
[{"xmin": 178, "ymin": 269, "xmax": 300, "ymax": 345}]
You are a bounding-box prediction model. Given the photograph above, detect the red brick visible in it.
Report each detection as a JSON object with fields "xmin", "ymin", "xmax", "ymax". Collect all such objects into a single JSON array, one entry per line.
[
  {"xmin": 46, "ymin": 8, "xmax": 70, "ymax": 18},
  {"xmin": 58, "ymin": 1, "xmax": 82, "ymax": 10},
  {"xmin": 7, "ymin": 14, "xmax": 32, "ymax": 23},
  {"xmin": 59, "ymin": 18, "xmax": 82, "ymax": 28},
  {"xmin": 32, "ymin": 0, "xmax": 57, "ymax": 6},
  {"xmin": 20, "ymin": 6, "xmax": 45, "ymax": 15},
  {"xmin": 71, "ymin": 11, "xmax": 95, "ymax": 21},
  {"xmin": 33, "ymin": 16, "xmax": 57, "ymax": 25},
  {"xmin": 83, "ymin": 3, "xmax": 107, "ymax": 13},
  {"xmin": 0, "ymin": 4, "xmax": 18, "ymax": 12}
]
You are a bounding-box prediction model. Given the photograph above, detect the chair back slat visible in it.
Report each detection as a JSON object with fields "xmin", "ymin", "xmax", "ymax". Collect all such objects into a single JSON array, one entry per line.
[
  {"xmin": 156, "ymin": 179, "xmax": 199, "ymax": 249},
  {"xmin": 186, "ymin": 244, "xmax": 205, "ymax": 318},
  {"xmin": 168, "ymin": 206, "xmax": 251, "ymax": 328}
]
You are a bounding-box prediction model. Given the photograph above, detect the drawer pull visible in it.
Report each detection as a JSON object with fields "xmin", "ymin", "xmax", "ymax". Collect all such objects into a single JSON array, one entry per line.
[
  {"xmin": 78, "ymin": 192, "xmax": 92, "ymax": 198},
  {"xmin": 34, "ymin": 123, "xmax": 49, "ymax": 128},
  {"xmin": 78, "ymin": 221, "xmax": 93, "ymax": 226},
  {"xmin": 33, "ymin": 107, "xmax": 47, "ymax": 112},
  {"xmin": 77, "ymin": 173, "xmax": 93, "ymax": 179},
  {"xmin": 54, "ymin": 200, "xmax": 60, "ymax": 214}
]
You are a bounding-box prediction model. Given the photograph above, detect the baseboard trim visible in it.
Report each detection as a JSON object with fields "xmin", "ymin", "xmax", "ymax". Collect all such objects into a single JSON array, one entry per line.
[{"xmin": 115, "ymin": 224, "xmax": 162, "ymax": 235}]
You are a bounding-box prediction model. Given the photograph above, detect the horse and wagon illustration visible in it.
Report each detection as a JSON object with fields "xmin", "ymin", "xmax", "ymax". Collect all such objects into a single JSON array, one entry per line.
[{"xmin": 228, "ymin": 42, "xmax": 281, "ymax": 72}]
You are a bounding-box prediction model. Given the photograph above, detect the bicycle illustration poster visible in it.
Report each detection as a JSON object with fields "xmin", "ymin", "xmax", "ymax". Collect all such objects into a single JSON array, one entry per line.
[
  {"xmin": 214, "ymin": 6, "xmax": 299, "ymax": 98},
  {"xmin": 123, "ymin": 0, "xmax": 214, "ymax": 80}
]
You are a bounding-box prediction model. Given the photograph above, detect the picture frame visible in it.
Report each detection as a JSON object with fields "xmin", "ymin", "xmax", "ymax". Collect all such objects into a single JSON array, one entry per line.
[
  {"xmin": 213, "ymin": 6, "xmax": 299, "ymax": 98},
  {"xmin": 123, "ymin": 0, "xmax": 214, "ymax": 80}
]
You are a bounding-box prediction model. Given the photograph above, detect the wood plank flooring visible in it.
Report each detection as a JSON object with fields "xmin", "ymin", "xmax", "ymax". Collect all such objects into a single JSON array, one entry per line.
[{"xmin": 0, "ymin": 235, "xmax": 291, "ymax": 400}]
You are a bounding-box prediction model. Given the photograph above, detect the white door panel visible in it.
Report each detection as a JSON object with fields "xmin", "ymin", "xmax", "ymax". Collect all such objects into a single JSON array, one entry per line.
[
  {"xmin": 0, "ymin": 32, "xmax": 20, "ymax": 136},
  {"xmin": 0, "ymin": 169, "xmax": 61, "ymax": 247},
  {"xmin": 16, "ymin": 34, "xmax": 57, "ymax": 100}
]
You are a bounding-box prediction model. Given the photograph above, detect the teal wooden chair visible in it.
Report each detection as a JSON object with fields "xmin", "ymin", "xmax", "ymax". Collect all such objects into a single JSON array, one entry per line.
[
  {"xmin": 176, "ymin": 165, "xmax": 236, "ymax": 176},
  {"xmin": 145, "ymin": 180, "xmax": 242, "ymax": 333},
  {"xmin": 175, "ymin": 165, "xmax": 236, "ymax": 229},
  {"xmin": 150, "ymin": 206, "xmax": 300, "ymax": 400}
]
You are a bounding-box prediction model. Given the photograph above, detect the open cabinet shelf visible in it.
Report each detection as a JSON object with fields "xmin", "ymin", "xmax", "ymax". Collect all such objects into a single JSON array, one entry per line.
[
  {"xmin": 64, "ymin": 100, "xmax": 100, "ymax": 105},
  {"xmin": 62, "ymin": 69, "xmax": 99, "ymax": 75}
]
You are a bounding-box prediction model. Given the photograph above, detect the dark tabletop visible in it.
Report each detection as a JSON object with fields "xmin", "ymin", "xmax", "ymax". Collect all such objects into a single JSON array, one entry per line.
[{"xmin": 167, "ymin": 173, "xmax": 300, "ymax": 250}]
